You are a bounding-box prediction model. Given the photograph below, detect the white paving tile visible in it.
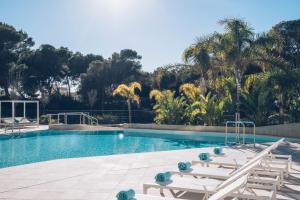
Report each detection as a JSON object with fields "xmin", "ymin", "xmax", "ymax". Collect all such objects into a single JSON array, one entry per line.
[{"xmin": 0, "ymin": 144, "xmax": 299, "ymax": 199}]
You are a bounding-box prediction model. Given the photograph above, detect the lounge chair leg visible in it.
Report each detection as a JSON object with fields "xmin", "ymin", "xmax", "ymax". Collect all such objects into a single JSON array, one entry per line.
[
  {"xmin": 204, "ymin": 192, "xmax": 208, "ymax": 200},
  {"xmin": 160, "ymin": 187, "xmax": 163, "ymax": 194},
  {"xmin": 143, "ymin": 186, "xmax": 148, "ymax": 194},
  {"xmin": 284, "ymin": 172, "xmax": 289, "ymax": 178},
  {"xmin": 170, "ymin": 189, "xmax": 176, "ymax": 197},
  {"xmin": 280, "ymin": 171, "xmax": 284, "ymax": 186}
]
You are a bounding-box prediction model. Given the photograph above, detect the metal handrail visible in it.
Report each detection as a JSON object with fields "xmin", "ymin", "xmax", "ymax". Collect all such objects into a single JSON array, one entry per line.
[
  {"xmin": 225, "ymin": 120, "xmax": 256, "ymax": 146},
  {"xmin": 47, "ymin": 112, "xmax": 98, "ymax": 126},
  {"xmin": 225, "ymin": 121, "xmax": 246, "ymax": 145},
  {"xmin": 80, "ymin": 113, "xmax": 98, "ymax": 126}
]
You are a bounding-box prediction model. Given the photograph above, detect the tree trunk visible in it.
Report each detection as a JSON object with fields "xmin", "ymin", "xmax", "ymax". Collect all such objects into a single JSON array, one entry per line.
[
  {"xmin": 66, "ymin": 76, "xmax": 71, "ymax": 97},
  {"xmin": 101, "ymin": 88, "xmax": 104, "ymax": 113},
  {"xmin": 127, "ymin": 99, "xmax": 132, "ymax": 124},
  {"xmin": 235, "ymin": 69, "xmax": 242, "ymax": 121},
  {"xmin": 55, "ymin": 81, "xmax": 60, "ymax": 94},
  {"xmin": 278, "ymin": 92, "xmax": 284, "ymax": 124},
  {"xmin": 4, "ymin": 85, "xmax": 10, "ymax": 98},
  {"xmin": 46, "ymin": 79, "xmax": 53, "ymax": 97}
]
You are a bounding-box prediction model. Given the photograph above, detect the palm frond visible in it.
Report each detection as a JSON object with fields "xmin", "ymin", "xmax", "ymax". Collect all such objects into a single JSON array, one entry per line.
[
  {"xmin": 113, "ymin": 84, "xmax": 129, "ymax": 97},
  {"xmin": 129, "ymin": 82, "xmax": 142, "ymax": 94},
  {"xmin": 149, "ymin": 89, "xmax": 163, "ymax": 101}
]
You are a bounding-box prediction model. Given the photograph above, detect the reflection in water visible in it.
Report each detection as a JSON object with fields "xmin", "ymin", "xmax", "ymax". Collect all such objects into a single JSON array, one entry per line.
[{"xmin": 0, "ymin": 130, "xmax": 279, "ymax": 168}]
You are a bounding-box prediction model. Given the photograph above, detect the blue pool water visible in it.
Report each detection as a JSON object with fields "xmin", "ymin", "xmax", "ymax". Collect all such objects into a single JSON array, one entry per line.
[{"xmin": 0, "ymin": 129, "xmax": 280, "ymax": 168}]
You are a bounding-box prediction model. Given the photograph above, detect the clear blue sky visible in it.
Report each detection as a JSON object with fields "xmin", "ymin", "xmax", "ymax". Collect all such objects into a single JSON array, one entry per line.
[{"xmin": 1, "ymin": 0, "xmax": 299, "ymax": 71}]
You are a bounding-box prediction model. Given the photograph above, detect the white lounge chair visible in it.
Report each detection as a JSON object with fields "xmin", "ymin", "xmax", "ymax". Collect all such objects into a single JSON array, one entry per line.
[
  {"xmin": 171, "ymin": 165, "xmax": 281, "ymax": 188},
  {"xmin": 135, "ymin": 173, "xmax": 276, "ymax": 200},
  {"xmin": 134, "ymin": 141, "xmax": 284, "ymax": 200},
  {"xmin": 176, "ymin": 144, "xmax": 285, "ymax": 186},
  {"xmin": 192, "ymin": 138, "xmax": 290, "ymax": 178},
  {"xmin": 143, "ymin": 158, "xmax": 278, "ymax": 199},
  {"xmin": 171, "ymin": 139, "xmax": 284, "ymax": 184},
  {"xmin": 258, "ymin": 153, "xmax": 291, "ymax": 178},
  {"xmin": 193, "ymin": 138, "xmax": 284, "ymax": 163},
  {"xmin": 134, "ymin": 194, "xmax": 179, "ymax": 200},
  {"xmin": 172, "ymin": 144, "xmax": 282, "ymax": 181},
  {"xmin": 208, "ymin": 173, "xmax": 276, "ymax": 200},
  {"xmin": 207, "ymin": 174, "xmax": 249, "ymax": 200}
]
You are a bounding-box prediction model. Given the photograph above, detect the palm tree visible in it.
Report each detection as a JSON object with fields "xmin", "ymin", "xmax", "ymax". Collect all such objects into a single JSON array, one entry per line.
[
  {"xmin": 113, "ymin": 82, "xmax": 141, "ymax": 124},
  {"xmin": 263, "ymin": 69, "xmax": 300, "ymax": 123},
  {"xmin": 217, "ymin": 18, "xmax": 254, "ymax": 118},
  {"xmin": 179, "ymin": 83, "xmax": 206, "ymax": 124},
  {"xmin": 250, "ymin": 26, "xmax": 300, "ymax": 123},
  {"xmin": 183, "ymin": 37, "xmax": 212, "ymax": 79},
  {"xmin": 240, "ymin": 74, "xmax": 274, "ymax": 125},
  {"xmin": 183, "ymin": 18, "xmax": 254, "ymax": 121},
  {"xmin": 179, "ymin": 83, "xmax": 203, "ymax": 102},
  {"xmin": 149, "ymin": 89, "xmax": 186, "ymax": 124},
  {"xmin": 182, "ymin": 37, "xmax": 214, "ymax": 93},
  {"xmin": 203, "ymin": 92, "xmax": 225, "ymax": 126}
]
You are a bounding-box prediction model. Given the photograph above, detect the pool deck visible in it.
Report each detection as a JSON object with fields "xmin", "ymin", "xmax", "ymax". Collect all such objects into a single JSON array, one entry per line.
[
  {"xmin": 0, "ymin": 125, "xmax": 122, "ymax": 135},
  {"xmin": 0, "ymin": 125, "xmax": 49, "ymax": 135},
  {"xmin": 0, "ymin": 141, "xmax": 300, "ymax": 200}
]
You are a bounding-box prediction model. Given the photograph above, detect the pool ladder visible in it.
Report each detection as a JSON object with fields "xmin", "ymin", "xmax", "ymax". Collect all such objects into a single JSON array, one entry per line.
[{"xmin": 225, "ymin": 120, "xmax": 256, "ymax": 146}]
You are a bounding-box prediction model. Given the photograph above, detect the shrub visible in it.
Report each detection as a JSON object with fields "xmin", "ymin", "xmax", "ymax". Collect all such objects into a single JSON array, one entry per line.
[
  {"xmin": 96, "ymin": 114, "xmax": 120, "ymax": 124},
  {"xmin": 40, "ymin": 115, "xmax": 57, "ymax": 124}
]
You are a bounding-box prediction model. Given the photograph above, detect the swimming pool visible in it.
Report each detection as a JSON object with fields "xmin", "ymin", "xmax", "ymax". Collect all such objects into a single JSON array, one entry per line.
[{"xmin": 0, "ymin": 129, "xmax": 280, "ymax": 168}]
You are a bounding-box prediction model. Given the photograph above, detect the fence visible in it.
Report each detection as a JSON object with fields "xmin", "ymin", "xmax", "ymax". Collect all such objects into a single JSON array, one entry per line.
[{"xmin": 43, "ymin": 109, "xmax": 154, "ymax": 124}]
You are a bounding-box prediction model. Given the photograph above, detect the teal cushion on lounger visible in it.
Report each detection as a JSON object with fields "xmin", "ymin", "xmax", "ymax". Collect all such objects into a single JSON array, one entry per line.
[
  {"xmin": 116, "ymin": 189, "xmax": 135, "ymax": 200},
  {"xmin": 178, "ymin": 161, "xmax": 191, "ymax": 171},
  {"xmin": 155, "ymin": 172, "xmax": 172, "ymax": 183},
  {"xmin": 213, "ymin": 147, "xmax": 223, "ymax": 155},
  {"xmin": 199, "ymin": 152, "xmax": 209, "ymax": 160}
]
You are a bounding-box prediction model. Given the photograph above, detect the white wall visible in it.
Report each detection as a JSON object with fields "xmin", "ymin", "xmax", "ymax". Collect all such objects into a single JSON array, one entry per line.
[{"xmin": 124, "ymin": 123, "xmax": 300, "ymax": 138}]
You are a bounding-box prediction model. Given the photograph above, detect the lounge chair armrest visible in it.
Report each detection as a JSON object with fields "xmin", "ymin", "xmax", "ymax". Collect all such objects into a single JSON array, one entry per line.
[
  {"xmin": 269, "ymin": 154, "xmax": 292, "ymax": 160},
  {"xmin": 191, "ymin": 160, "xmax": 212, "ymax": 166},
  {"xmin": 247, "ymin": 176, "xmax": 280, "ymax": 187},
  {"xmin": 251, "ymin": 170, "xmax": 281, "ymax": 178},
  {"xmin": 191, "ymin": 160, "xmax": 204, "ymax": 165},
  {"xmin": 191, "ymin": 160, "xmax": 240, "ymax": 169},
  {"xmin": 210, "ymin": 154, "xmax": 226, "ymax": 157},
  {"xmin": 143, "ymin": 183, "xmax": 161, "ymax": 194},
  {"xmin": 247, "ymin": 154, "xmax": 291, "ymax": 160}
]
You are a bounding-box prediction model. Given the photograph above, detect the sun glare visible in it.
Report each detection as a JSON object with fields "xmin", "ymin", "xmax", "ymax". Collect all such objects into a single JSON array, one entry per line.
[
  {"xmin": 108, "ymin": 0, "xmax": 134, "ymax": 10},
  {"xmin": 91, "ymin": 0, "xmax": 139, "ymax": 15}
]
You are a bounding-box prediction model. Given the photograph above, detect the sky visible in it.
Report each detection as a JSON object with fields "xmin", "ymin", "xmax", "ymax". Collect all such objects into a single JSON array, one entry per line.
[{"xmin": 1, "ymin": 0, "xmax": 299, "ymax": 72}]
